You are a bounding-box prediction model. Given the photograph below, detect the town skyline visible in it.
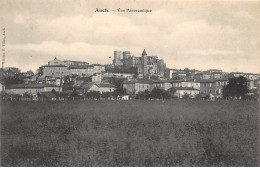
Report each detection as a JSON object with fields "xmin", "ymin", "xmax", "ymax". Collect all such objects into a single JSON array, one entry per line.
[
  {"xmin": 2, "ymin": 48, "xmax": 260, "ymax": 75},
  {"xmin": 1, "ymin": 0, "xmax": 259, "ymax": 74}
]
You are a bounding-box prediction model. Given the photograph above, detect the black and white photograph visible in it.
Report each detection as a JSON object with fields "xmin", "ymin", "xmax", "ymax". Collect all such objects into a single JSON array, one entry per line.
[{"xmin": 0, "ymin": 0, "xmax": 259, "ymax": 167}]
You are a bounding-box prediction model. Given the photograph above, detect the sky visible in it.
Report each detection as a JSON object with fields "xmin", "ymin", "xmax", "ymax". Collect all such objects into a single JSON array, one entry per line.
[{"xmin": 0, "ymin": 0, "xmax": 259, "ymax": 73}]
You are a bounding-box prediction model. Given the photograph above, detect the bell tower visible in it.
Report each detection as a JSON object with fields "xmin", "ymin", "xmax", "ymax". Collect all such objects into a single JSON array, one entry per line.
[{"xmin": 142, "ymin": 49, "xmax": 148, "ymax": 77}]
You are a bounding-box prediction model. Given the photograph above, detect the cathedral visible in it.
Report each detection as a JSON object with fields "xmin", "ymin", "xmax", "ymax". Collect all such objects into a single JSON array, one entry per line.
[{"xmin": 113, "ymin": 49, "xmax": 166, "ymax": 78}]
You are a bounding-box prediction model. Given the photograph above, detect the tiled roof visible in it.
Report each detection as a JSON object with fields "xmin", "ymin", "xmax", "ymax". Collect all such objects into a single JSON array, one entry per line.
[
  {"xmin": 81, "ymin": 82, "xmax": 97, "ymax": 89},
  {"xmin": 122, "ymin": 79, "xmax": 151, "ymax": 84},
  {"xmin": 198, "ymin": 79, "xmax": 216, "ymax": 83},
  {"xmin": 169, "ymin": 78, "xmax": 196, "ymax": 83},
  {"xmin": 199, "ymin": 77, "xmax": 228, "ymax": 83},
  {"xmin": 175, "ymin": 87, "xmax": 199, "ymax": 90},
  {"xmin": 43, "ymin": 65, "xmax": 67, "ymax": 67},
  {"xmin": 6, "ymin": 83, "xmax": 59, "ymax": 89},
  {"xmin": 99, "ymin": 83, "xmax": 115, "ymax": 88},
  {"xmin": 69, "ymin": 65, "xmax": 89, "ymax": 69}
]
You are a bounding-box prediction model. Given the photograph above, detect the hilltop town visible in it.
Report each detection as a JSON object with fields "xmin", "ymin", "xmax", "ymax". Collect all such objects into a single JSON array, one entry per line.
[{"xmin": 0, "ymin": 49, "xmax": 260, "ymax": 101}]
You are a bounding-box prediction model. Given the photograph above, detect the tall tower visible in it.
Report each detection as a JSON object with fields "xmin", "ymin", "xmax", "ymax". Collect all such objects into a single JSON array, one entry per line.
[
  {"xmin": 113, "ymin": 51, "xmax": 123, "ymax": 66},
  {"xmin": 142, "ymin": 49, "xmax": 148, "ymax": 77}
]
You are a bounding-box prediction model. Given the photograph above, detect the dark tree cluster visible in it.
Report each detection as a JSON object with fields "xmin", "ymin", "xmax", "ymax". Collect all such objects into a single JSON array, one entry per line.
[
  {"xmin": 135, "ymin": 87, "xmax": 176, "ymax": 100},
  {"xmin": 223, "ymin": 76, "xmax": 249, "ymax": 100},
  {"xmin": 0, "ymin": 67, "xmax": 24, "ymax": 86},
  {"xmin": 105, "ymin": 66, "xmax": 138, "ymax": 75}
]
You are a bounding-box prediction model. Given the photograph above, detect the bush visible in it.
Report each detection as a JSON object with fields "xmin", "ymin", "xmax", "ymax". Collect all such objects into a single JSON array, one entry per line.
[{"xmin": 182, "ymin": 93, "xmax": 190, "ymax": 100}]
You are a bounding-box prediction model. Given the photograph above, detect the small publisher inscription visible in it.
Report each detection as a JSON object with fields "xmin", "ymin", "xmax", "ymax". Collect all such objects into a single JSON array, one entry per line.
[{"xmin": 95, "ymin": 8, "xmax": 152, "ymax": 13}]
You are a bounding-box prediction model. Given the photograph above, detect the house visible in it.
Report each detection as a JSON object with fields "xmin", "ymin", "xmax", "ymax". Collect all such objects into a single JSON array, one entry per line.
[
  {"xmin": 99, "ymin": 83, "xmax": 116, "ymax": 93},
  {"xmin": 165, "ymin": 69, "xmax": 186, "ymax": 79},
  {"xmin": 81, "ymin": 82, "xmax": 100, "ymax": 92},
  {"xmin": 152, "ymin": 80, "xmax": 172, "ymax": 91},
  {"xmin": 247, "ymin": 79, "xmax": 255, "ymax": 90},
  {"xmin": 81, "ymin": 82, "xmax": 115, "ymax": 93},
  {"xmin": 91, "ymin": 73, "xmax": 102, "ymax": 84},
  {"xmin": 5, "ymin": 84, "xmax": 61, "ymax": 95},
  {"xmin": 210, "ymin": 72, "xmax": 222, "ymax": 79},
  {"xmin": 45, "ymin": 76, "xmax": 62, "ymax": 86},
  {"xmin": 170, "ymin": 78, "xmax": 200, "ymax": 90},
  {"xmin": 230, "ymin": 72, "xmax": 245, "ymax": 78},
  {"xmin": 74, "ymin": 77, "xmax": 92, "ymax": 86},
  {"xmin": 199, "ymin": 77, "xmax": 228, "ymax": 99},
  {"xmin": 68, "ymin": 65, "xmax": 90, "ymax": 76},
  {"xmin": 41, "ymin": 65, "xmax": 68, "ymax": 77},
  {"xmin": 122, "ymin": 79, "xmax": 152, "ymax": 95},
  {"xmin": 174, "ymin": 87, "xmax": 199, "ymax": 98},
  {"xmin": 207, "ymin": 69, "xmax": 222, "ymax": 74},
  {"xmin": 214, "ymin": 78, "xmax": 229, "ymax": 98},
  {"xmin": 244, "ymin": 73, "xmax": 260, "ymax": 80}
]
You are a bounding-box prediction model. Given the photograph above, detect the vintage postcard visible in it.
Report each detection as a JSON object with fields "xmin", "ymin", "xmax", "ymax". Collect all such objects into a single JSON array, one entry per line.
[{"xmin": 0, "ymin": 0, "xmax": 259, "ymax": 167}]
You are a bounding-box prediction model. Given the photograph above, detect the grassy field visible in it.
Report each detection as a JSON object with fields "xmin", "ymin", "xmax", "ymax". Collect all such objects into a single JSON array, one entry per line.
[{"xmin": 1, "ymin": 100, "xmax": 259, "ymax": 166}]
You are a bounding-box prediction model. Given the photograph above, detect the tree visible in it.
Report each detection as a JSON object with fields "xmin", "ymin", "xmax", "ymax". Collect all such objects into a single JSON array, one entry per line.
[
  {"xmin": 144, "ymin": 89, "xmax": 150, "ymax": 100},
  {"xmin": 84, "ymin": 91, "xmax": 101, "ymax": 100},
  {"xmin": 51, "ymin": 89, "xmax": 59, "ymax": 98},
  {"xmin": 182, "ymin": 93, "xmax": 190, "ymax": 100},
  {"xmin": 101, "ymin": 92, "xmax": 112, "ymax": 100},
  {"xmin": 0, "ymin": 67, "xmax": 23, "ymax": 86},
  {"xmin": 70, "ymin": 89, "xmax": 79, "ymax": 100},
  {"xmin": 26, "ymin": 70, "xmax": 34, "ymax": 76},
  {"xmin": 62, "ymin": 76, "xmax": 74, "ymax": 91},
  {"xmin": 150, "ymin": 88, "xmax": 170, "ymax": 100},
  {"xmin": 111, "ymin": 77, "xmax": 127, "ymax": 98},
  {"xmin": 223, "ymin": 76, "xmax": 249, "ymax": 100},
  {"xmin": 168, "ymin": 87, "xmax": 176, "ymax": 98},
  {"xmin": 135, "ymin": 91, "xmax": 146, "ymax": 100}
]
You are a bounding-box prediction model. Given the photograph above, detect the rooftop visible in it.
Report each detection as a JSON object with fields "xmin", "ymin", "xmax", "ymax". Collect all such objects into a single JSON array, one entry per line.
[
  {"xmin": 6, "ymin": 83, "xmax": 60, "ymax": 89},
  {"xmin": 175, "ymin": 87, "xmax": 199, "ymax": 90}
]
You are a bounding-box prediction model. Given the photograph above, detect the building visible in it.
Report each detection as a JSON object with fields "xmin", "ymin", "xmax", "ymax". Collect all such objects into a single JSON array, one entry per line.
[
  {"xmin": 63, "ymin": 60, "xmax": 89, "ymax": 67},
  {"xmin": 91, "ymin": 73, "xmax": 102, "ymax": 84},
  {"xmin": 152, "ymin": 80, "xmax": 172, "ymax": 91},
  {"xmin": 45, "ymin": 76, "xmax": 62, "ymax": 86},
  {"xmin": 68, "ymin": 65, "xmax": 90, "ymax": 76},
  {"xmin": 48, "ymin": 57, "xmax": 65, "ymax": 66},
  {"xmin": 170, "ymin": 78, "xmax": 200, "ymax": 90},
  {"xmin": 113, "ymin": 51, "xmax": 123, "ymax": 66},
  {"xmin": 113, "ymin": 49, "xmax": 166, "ymax": 79},
  {"xmin": 135, "ymin": 49, "xmax": 166, "ymax": 78},
  {"xmin": 122, "ymin": 79, "xmax": 152, "ymax": 95},
  {"xmin": 174, "ymin": 87, "xmax": 200, "ymax": 98},
  {"xmin": 99, "ymin": 83, "xmax": 116, "ymax": 93},
  {"xmin": 210, "ymin": 72, "xmax": 222, "ymax": 79},
  {"xmin": 123, "ymin": 51, "xmax": 131, "ymax": 61},
  {"xmin": 207, "ymin": 69, "xmax": 222, "ymax": 74},
  {"xmin": 5, "ymin": 84, "xmax": 61, "ymax": 95},
  {"xmin": 199, "ymin": 78, "xmax": 228, "ymax": 99},
  {"xmin": 166, "ymin": 69, "xmax": 186, "ymax": 79},
  {"xmin": 41, "ymin": 65, "xmax": 68, "ymax": 77},
  {"xmin": 82, "ymin": 82, "xmax": 115, "ymax": 93}
]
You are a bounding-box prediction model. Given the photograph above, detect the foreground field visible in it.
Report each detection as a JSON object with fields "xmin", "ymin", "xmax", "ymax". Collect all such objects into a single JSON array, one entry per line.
[{"xmin": 1, "ymin": 100, "xmax": 259, "ymax": 166}]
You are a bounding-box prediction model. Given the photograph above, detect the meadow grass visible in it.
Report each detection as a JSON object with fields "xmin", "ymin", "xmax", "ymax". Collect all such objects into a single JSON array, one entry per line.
[{"xmin": 1, "ymin": 100, "xmax": 259, "ymax": 166}]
